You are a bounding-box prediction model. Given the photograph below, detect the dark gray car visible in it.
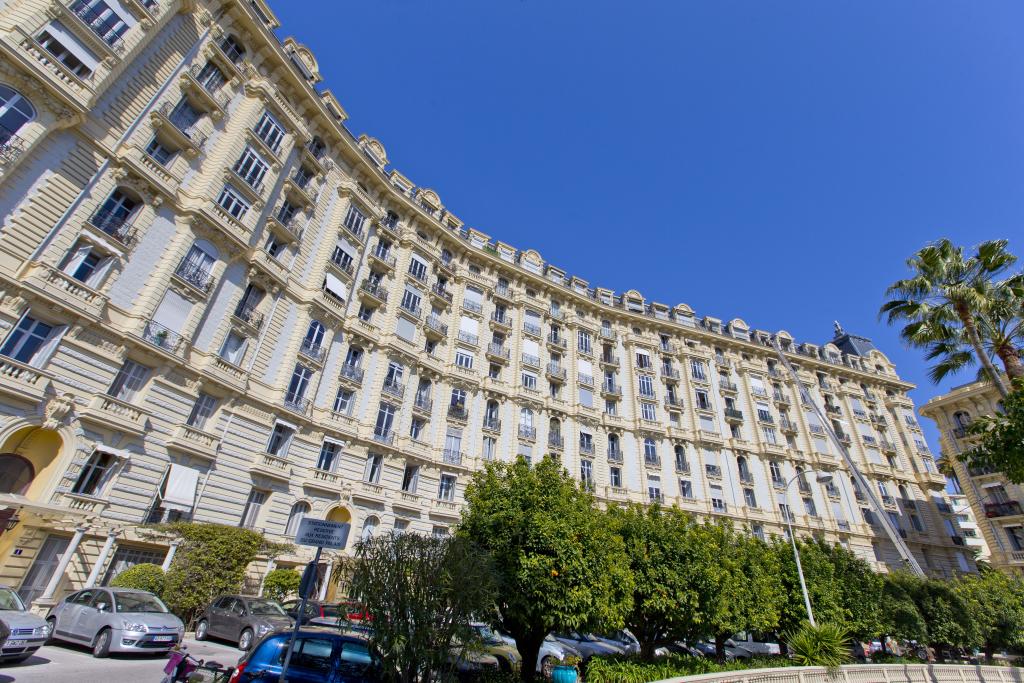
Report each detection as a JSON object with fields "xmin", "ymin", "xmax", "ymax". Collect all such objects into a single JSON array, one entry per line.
[{"xmin": 195, "ymin": 595, "xmax": 293, "ymax": 650}]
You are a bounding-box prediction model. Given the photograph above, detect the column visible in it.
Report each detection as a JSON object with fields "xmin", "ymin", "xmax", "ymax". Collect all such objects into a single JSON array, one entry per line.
[
  {"xmin": 317, "ymin": 559, "xmax": 334, "ymax": 600},
  {"xmin": 83, "ymin": 531, "xmax": 117, "ymax": 588},
  {"xmin": 161, "ymin": 540, "xmax": 180, "ymax": 570},
  {"xmin": 257, "ymin": 559, "xmax": 277, "ymax": 597},
  {"xmin": 40, "ymin": 527, "xmax": 87, "ymax": 601}
]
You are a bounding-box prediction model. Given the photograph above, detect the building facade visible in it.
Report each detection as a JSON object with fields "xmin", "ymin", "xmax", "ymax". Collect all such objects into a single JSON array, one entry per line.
[
  {"xmin": 922, "ymin": 380, "xmax": 1022, "ymax": 575},
  {"xmin": 0, "ymin": 0, "xmax": 972, "ymax": 611}
]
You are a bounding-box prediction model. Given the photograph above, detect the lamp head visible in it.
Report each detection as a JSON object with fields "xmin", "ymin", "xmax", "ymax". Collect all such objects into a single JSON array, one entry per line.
[{"xmin": 816, "ymin": 472, "xmax": 834, "ymax": 484}]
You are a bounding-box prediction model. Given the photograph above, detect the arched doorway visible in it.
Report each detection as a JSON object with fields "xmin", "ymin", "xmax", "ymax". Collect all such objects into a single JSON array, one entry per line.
[
  {"xmin": 0, "ymin": 454, "xmax": 34, "ymax": 495},
  {"xmin": 0, "ymin": 426, "xmax": 63, "ymax": 500},
  {"xmin": 323, "ymin": 506, "xmax": 353, "ymax": 601}
]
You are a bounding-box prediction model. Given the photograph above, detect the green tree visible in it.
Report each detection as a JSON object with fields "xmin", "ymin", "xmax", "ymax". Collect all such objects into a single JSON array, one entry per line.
[
  {"xmin": 109, "ymin": 563, "xmax": 165, "ymax": 595},
  {"xmin": 954, "ymin": 568, "xmax": 1024, "ymax": 661},
  {"xmin": 704, "ymin": 525, "xmax": 784, "ymax": 660},
  {"xmin": 885, "ymin": 571, "xmax": 979, "ymax": 654},
  {"xmin": 158, "ymin": 522, "xmax": 289, "ymax": 624},
  {"xmin": 879, "ymin": 572, "xmax": 927, "ymax": 644},
  {"xmin": 261, "ymin": 568, "xmax": 301, "ymax": 602},
  {"xmin": 880, "ymin": 238, "xmax": 1019, "ymax": 397},
  {"xmin": 459, "ymin": 458, "xmax": 633, "ymax": 681},
  {"xmin": 961, "ymin": 380, "xmax": 1024, "ymax": 483},
  {"xmin": 607, "ymin": 504, "xmax": 713, "ymax": 658},
  {"xmin": 350, "ymin": 532, "xmax": 496, "ymax": 683}
]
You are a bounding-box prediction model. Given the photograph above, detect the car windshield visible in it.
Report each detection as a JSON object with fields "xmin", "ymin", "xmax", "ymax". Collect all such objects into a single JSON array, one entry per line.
[
  {"xmin": 249, "ymin": 600, "xmax": 286, "ymax": 616},
  {"xmin": 0, "ymin": 587, "xmax": 26, "ymax": 611},
  {"xmin": 114, "ymin": 593, "xmax": 168, "ymax": 613},
  {"xmin": 474, "ymin": 625, "xmax": 502, "ymax": 644}
]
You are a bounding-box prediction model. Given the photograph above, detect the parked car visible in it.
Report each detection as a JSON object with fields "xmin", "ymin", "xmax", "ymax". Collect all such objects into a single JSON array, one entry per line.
[
  {"xmin": 467, "ymin": 623, "xmax": 520, "ymax": 672},
  {"xmin": 729, "ymin": 631, "xmax": 780, "ymax": 656},
  {"xmin": 0, "ymin": 585, "xmax": 50, "ymax": 663},
  {"xmin": 552, "ymin": 631, "xmax": 626, "ymax": 660},
  {"xmin": 495, "ymin": 631, "xmax": 583, "ymax": 676},
  {"xmin": 593, "ymin": 629, "xmax": 640, "ymax": 656},
  {"xmin": 694, "ymin": 640, "xmax": 754, "ymax": 660},
  {"xmin": 280, "ymin": 599, "xmax": 342, "ymax": 626},
  {"xmin": 195, "ymin": 595, "xmax": 293, "ymax": 651},
  {"xmin": 227, "ymin": 627, "xmax": 376, "ymax": 683},
  {"xmin": 46, "ymin": 587, "xmax": 183, "ymax": 657}
]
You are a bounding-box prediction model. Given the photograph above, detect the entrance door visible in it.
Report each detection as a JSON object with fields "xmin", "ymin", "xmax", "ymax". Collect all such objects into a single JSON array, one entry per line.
[{"xmin": 19, "ymin": 535, "xmax": 71, "ymax": 605}]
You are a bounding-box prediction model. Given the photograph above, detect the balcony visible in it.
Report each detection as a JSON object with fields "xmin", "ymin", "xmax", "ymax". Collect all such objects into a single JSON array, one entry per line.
[
  {"xmin": 141, "ymin": 319, "xmax": 183, "ymax": 354},
  {"xmin": 182, "ymin": 65, "xmax": 230, "ymax": 115},
  {"xmin": 705, "ymin": 464, "xmax": 723, "ymax": 478},
  {"xmin": 518, "ymin": 425, "xmax": 536, "ymax": 441},
  {"xmin": 376, "ymin": 215, "xmax": 400, "ymax": 241},
  {"xmin": 372, "ymin": 430, "xmax": 395, "ymax": 446},
  {"xmin": 773, "ymin": 391, "xmax": 791, "ymax": 406},
  {"xmin": 724, "ymin": 408, "xmax": 744, "ymax": 423},
  {"xmin": 881, "ymin": 439, "xmax": 897, "ymax": 453},
  {"xmin": 548, "ymin": 434, "xmax": 564, "ymax": 450},
  {"xmin": 0, "ymin": 357, "xmax": 53, "ymax": 404},
  {"xmin": 661, "ymin": 367, "xmax": 681, "ymax": 382},
  {"xmin": 303, "ymin": 467, "xmax": 344, "ymax": 494},
  {"xmin": 24, "ymin": 263, "xmax": 108, "ymax": 320},
  {"xmin": 0, "ymin": 127, "xmax": 26, "ymax": 167},
  {"xmin": 399, "ymin": 300, "xmax": 422, "ymax": 320},
  {"xmin": 462, "ymin": 300, "xmax": 483, "ymax": 315},
  {"xmin": 779, "ymin": 417, "xmax": 797, "ymax": 433},
  {"xmin": 413, "ymin": 395, "xmax": 433, "ymax": 416},
  {"xmin": 250, "ymin": 452, "xmax": 290, "ymax": 482},
  {"xmin": 430, "ymin": 283, "xmax": 453, "ymax": 305},
  {"xmin": 152, "ymin": 102, "xmax": 207, "ymax": 155},
  {"xmin": 283, "ymin": 393, "xmax": 311, "ymax": 416},
  {"xmin": 425, "ymin": 315, "xmax": 448, "ymax": 339},
  {"xmin": 825, "ymin": 404, "xmax": 842, "ymax": 415},
  {"xmin": 546, "ymin": 363, "xmax": 567, "ymax": 382},
  {"xmin": 79, "ymin": 394, "xmax": 149, "ymax": 434},
  {"xmin": 493, "ymin": 283, "xmax": 514, "ymax": 301},
  {"xmin": 772, "ymin": 477, "xmax": 787, "ymax": 490},
  {"xmin": 871, "ymin": 413, "xmax": 887, "ymax": 426},
  {"xmin": 521, "ymin": 353, "xmax": 541, "ymax": 369},
  {"xmin": 358, "ymin": 280, "xmax": 388, "ymax": 306},
  {"xmin": 299, "ymin": 339, "xmax": 325, "ymax": 363},
  {"xmin": 546, "ymin": 333, "xmax": 568, "ymax": 351},
  {"xmin": 985, "ymin": 501, "xmax": 1023, "ymax": 518},
  {"xmin": 901, "ymin": 498, "xmax": 917, "ymax": 510},
  {"xmin": 284, "ymin": 171, "xmax": 316, "ymax": 206},
  {"xmin": 608, "ymin": 448, "xmax": 623, "ymax": 463},
  {"xmin": 739, "ymin": 471, "xmax": 754, "ymax": 484},
  {"xmin": 601, "ymin": 382, "xmax": 622, "ymax": 398},
  {"xmin": 368, "ymin": 245, "xmax": 397, "ymax": 270},
  {"xmin": 808, "ymin": 424, "xmax": 825, "ymax": 435},
  {"xmin": 523, "ymin": 322, "xmax": 542, "ymax": 337},
  {"xmin": 88, "ymin": 208, "xmax": 137, "ymax": 246},
  {"xmin": 382, "ymin": 378, "xmax": 404, "ymax": 398},
  {"xmin": 486, "ymin": 343, "xmax": 510, "ymax": 363},
  {"xmin": 491, "ymin": 313, "xmax": 513, "ymax": 330},
  {"xmin": 578, "ymin": 373, "xmax": 595, "ymax": 388},
  {"xmin": 443, "ymin": 449, "xmax": 463, "ymax": 466},
  {"xmin": 482, "ymin": 417, "xmax": 501, "ymax": 433},
  {"xmin": 664, "ymin": 397, "xmax": 684, "ymax": 411},
  {"xmin": 166, "ymin": 424, "xmax": 220, "ymax": 462},
  {"xmin": 327, "ymin": 253, "xmax": 355, "ymax": 280},
  {"xmin": 579, "ymin": 442, "xmax": 595, "ymax": 456},
  {"xmin": 338, "ymin": 363, "xmax": 364, "ymax": 386},
  {"xmin": 719, "ymin": 379, "xmax": 738, "ymax": 393},
  {"xmin": 837, "ymin": 520, "xmax": 851, "ymax": 532},
  {"xmin": 447, "ymin": 405, "xmax": 469, "ymax": 422},
  {"xmin": 173, "ymin": 262, "xmax": 215, "ymax": 294},
  {"xmin": 232, "ymin": 305, "xmax": 264, "ymax": 332},
  {"xmin": 456, "ymin": 330, "xmax": 478, "ymax": 346},
  {"xmin": 70, "ymin": 0, "xmax": 126, "ymax": 52},
  {"xmin": 645, "ymin": 456, "xmax": 661, "ymax": 468},
  {"xmin": 881, "ymin": 495, "xmax": 896, "ymax": 508}
]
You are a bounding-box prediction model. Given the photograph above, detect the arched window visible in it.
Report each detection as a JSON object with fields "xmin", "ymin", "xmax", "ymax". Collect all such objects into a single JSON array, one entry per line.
[
  {"xmin": 177, "ymin": 240, "xmax": 218, "ymax": 288},
  {"xmin": 608, "ymin": 433, "xmax": 620, "ymax": 457},
  {"xmin": 520, "ymin": 407, "xmax": 533, "ymax": 428},
  {"xmin": 643, "ymin": 438, "xmax": 657, "ymax": 459},
  {"xmin": 737, "ymin": 456, "xmax": 749, "ymax": 479},
  {"xmin": 485, "ymin": 400, "xmax": 499, "ymax": 421},
  {"xmin": 0, "ymin": 454, "xmax": 34, "ymax": 494},
  {"xmin": 549, "ymin": 418, "xmax": 561, "ymax": 436},
  {"xmin": 304, "ymin": 320, "xmax": 325, "ymax": 348},
  {"xmin": 284, "ymin": 501, "xmax": 310, "ymax": 536},
  {"xmin": 360, "ymin": 515, "xmax": 379, "ymax": 542},
  {"xmin": 220, "ymin": 35, "xmax": 246, "ymax": 64},
  {"xmin": 91, "ymin": 187, "xmax": 142, "ymax": 237},
  {"xmin": 0, "ymin": 85, "xmax": 35, "ymax": 144},
  {"xmin": 674, "ymin": 445, "xmax": 687, "ymax": 472}
]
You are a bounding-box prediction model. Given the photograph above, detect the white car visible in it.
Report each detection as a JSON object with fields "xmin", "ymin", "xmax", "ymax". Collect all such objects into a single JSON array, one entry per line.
[
  {"xmin": 593, "ymin": 629, "xmax": 640, "ymax": 656},
  {"xmin": 0, "ymin": 585, "xmax": 50, "ymax": 663},
  {"xmin": 729, "ymin": 631, "xmax": 781, "ymax": 656}
]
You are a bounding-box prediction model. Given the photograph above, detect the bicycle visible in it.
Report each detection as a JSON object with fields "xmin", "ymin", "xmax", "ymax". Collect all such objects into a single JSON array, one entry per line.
[{"xmin": 161, "ymin": 646, "xmax": 234, "ymax": 683}]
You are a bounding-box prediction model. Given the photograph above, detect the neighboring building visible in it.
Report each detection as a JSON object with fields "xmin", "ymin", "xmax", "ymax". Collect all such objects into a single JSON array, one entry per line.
[
  {"xmin": 922, "ymin": 381, "xmax": 1022, "ymax": 575},
  {"xmin": 944, "ymin": 470, "xmax": 991, "ymax": 563},
  {"xmin": 0, "ymin": 0, "xmax": 971, "ymax": 611}
]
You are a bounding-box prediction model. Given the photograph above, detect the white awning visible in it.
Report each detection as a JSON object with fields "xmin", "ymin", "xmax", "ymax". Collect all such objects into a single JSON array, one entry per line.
[
  {"xmin": 161, "ymin": 464, "xmax": 200, "ymax": 513},
  {"xmin": 323, "ymin": 273, "xmax": 349, "ymax": 301},
  {"xmin": 94, "ymin": 443, "xmax": 134, "ymax": 459},
  {"xmin": 42, "ymin": 21, "xmax": 100, "ymax": 72}
]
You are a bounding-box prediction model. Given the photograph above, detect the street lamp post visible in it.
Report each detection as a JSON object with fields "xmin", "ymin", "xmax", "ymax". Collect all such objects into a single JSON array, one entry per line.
[{"xmin": 783, "ymin": 470, "xmax": 833, "ymax": 628}]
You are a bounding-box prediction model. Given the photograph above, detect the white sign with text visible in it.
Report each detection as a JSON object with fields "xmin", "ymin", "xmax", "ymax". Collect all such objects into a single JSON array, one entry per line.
[{"xmin": 294, "ymin": 518, "xmax": 350, "ymax": 550}]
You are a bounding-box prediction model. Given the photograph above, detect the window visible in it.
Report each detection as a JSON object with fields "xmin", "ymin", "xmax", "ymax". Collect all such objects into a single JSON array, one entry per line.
[
  {"xmin": 710, "ymin": 486, "xmax": 726, "ymax": 511},
  {"xmin": 267, "ymin": 422, "xmax": 294, "ymax": 456},
  {"xmin": 264, "ymin": 232, "xmax": 284, "ymax": 259},
  {"xmin": 690, "ymin": 359, "xmax": 707, "ymax": 381},
  {"xmin": 648, "ymin": 475, "xmax": 662, "ymax": 502},
  {"xmin": 233, "ymin": 147, "xmax": 269, "ymax": 190},
  {"xmin": 70, "ymin": 0, "xmax": 130, "ymax": 46},
  {"xmin": 408, "ymin": 255, "xmax": 428, "ymax": 281},
  {"xmin": 638, "ymin": 375, "xmax": 655, "ymax": 397},
  {"xmin": 220, "ymin": 35, "xmax": 246, "ymax": 63},
  {"xmin": 343, "ymin": 204, "xmax": 367, "ymax": 236},
  {"xmin": 674, "ymin": 445, "xmax": 688, "ymax": 472},
  {"xmin": 357, "ymin": 304, "xmax": 374, "ymax": 322},
  {"xmin": 217, "ymin": 185, "xmax": 250, "ymax": 220},
  {"xmin": 482, "ymin": 436, "xmax": 496, "ymax": 461},
  {"xmin": 521, "ymin": 371, "xmax": 537, "ymax": 390},
  {"xmin": 577, "ymin": 330, "xmax": 592, "ymax": 354},
  {"xmin": 364, "ymin": 454, "xmax": 383, "ymax": 484},
  {"xmin": 401, "ymin": 287, "xmax": 422, "ymax": 314},
  {"xmin": 108, "ymin": 360, "xmax": 149, "ymax": 401},
  {"xmin": 779, "ymin": 503, "xmax": 793, "ymax": 522},
  {"xmin": 145, "ymin": 137, "xmax": 173, "ymax": 165},
  {"xmin": 401, "ymin": 464, "xmax": 419, "ymax": 492},
  {"xmin": 762, "ymin": 426, "xmax": 778, "ymax": 445},
  {"xmin": 694, "ymin": 390, "xmax": 711, "ymax": 410},
  {"xmin": 1006, "ymin": 527, "xmax": 1024, "ymax": 552},
  {"xmin": 438, "ymin": 474, "xmax": 456, "ymax": 501},
  {"xmin": 361, "ymin": 516, "xmax": 379, "ymax": 542},
  {"xmin": 284, "ymin": 502, "xmax": 309, "ymax": 536},
  {"xmin": 374, "ymin": 403, "xmax": 395, "ymax": 439},
  {"xmin": 450, "ymin": 389, "xmax": 466, "ymax": 409},
  {"xmin": 609, "ymin": 466, "xmax": 622, "ymax": 488},
  {"xmin": 455, "ymin": 350, "xmax": 474, "ymax": 369},
  {"xmin": 756, "ymin": 403, "xmax": 772, "ymax": 422},
  {"xmin": 804, "ymin": 497, "xmax": 818, "ymax": 517},
  {"xmin": 679, "ymin": 479, "xmax": 693, "ymax": 498},
  {"xmin": 635, "ymin": 350, "xmax": 651, "ymax": 369},
  {"xmin": 176, "ymin": 242, "xmax": 217, "ymax": 289},
  {"xmin": 240, "ymin": 489, "xmax": 266, "ymax": 528},
  {"xmin": 220, "ymin": 332, "xmax": 248, "ymax": 365},
  {"xmin": 36, "ymin": 25, "xmax": 96, "ymax": 78},
  {"xmin": 101, "ymin": 546, "xmax": 163, "ymax": 586},
  {"xmin": 285, "ymin": 364, "xmax": 313, "ymax": 405},
  {"xmin": 643, "ymin": 437, "xmax": 658, "ymax": 463},
  {"xmin": 254, "ymin": 110, "xmax": 285, "ymax": 152},
  {"xmin": 409, "ymin": 418, "xmax": 425, "ymax": 440},
  {"xmin": 316, "ymin": 441, "xmax": 339, "ymax": 471},
  {"xmin": 0, "ymin": 85, "xmax": 36, "ymax": 142},
  {"xmin": 187, "ymin": 393, "xmax": 218, "ymax": 430},
  {"xmin": 0, "ymin": 313, "xmax": 64, "ymax": 367},
  {"xmin": 72, "ymin": 449, "xmax": 116, "ymax": 496},
  {"xmin": 640, "ymin": 402, "xmax": 656, "ymax": 421}
]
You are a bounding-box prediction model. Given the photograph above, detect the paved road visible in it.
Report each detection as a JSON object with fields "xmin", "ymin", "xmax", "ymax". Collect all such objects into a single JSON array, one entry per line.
[{"xmin": 0, "ymin": 635, "xmax": 241, "ymax": 683}]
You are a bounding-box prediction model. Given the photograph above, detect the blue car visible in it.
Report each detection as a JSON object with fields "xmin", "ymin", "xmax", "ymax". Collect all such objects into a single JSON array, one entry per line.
[{"xmin": 228, "ymin": 628, "xmax": 377, "ymax": 683}]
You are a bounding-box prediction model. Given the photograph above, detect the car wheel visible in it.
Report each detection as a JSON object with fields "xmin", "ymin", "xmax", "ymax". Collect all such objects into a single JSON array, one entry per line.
[
  {"xmin": 238, "ymin": 628, "xmax": 254, "ymax": 651},
  {"xmin": 195, "ymin": 619, "xmax": 209, "ymax": 641},
  {"xmin": 45, "ymin": 617, "xmax": 57, "ymax": 644},
  {"xmin": 540, "ymin": 656, "xmax": 556, "ymax": 679},
  {"xmin": 92, "ymin": 628, "xmax": 111, "ymax": 658}
]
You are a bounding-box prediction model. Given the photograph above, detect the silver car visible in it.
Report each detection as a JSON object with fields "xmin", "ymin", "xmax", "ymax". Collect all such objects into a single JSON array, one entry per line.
[
  {"xmin": 0, "ymin": 585, "xmax": 50, "ymax": 663},
  {"xmin": 47, "ymin": 588, "xmax": 183, "ymax": 657}
]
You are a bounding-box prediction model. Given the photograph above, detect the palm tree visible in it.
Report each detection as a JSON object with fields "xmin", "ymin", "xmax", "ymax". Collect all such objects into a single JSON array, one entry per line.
[{"xmin": 880, "ymin": 239, "xmax": 1018, "ymax": 398}]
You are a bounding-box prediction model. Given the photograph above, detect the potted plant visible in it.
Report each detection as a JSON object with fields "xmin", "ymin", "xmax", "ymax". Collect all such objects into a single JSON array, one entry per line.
[{"xmin": 551, "ymin": 654, "xmax": 581, "ymax": 683}]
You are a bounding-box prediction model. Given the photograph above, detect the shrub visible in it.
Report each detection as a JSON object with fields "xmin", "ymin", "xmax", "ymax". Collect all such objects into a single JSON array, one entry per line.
[
  {"xmin": 262, "ymin": 568, "xmax": 302, "ymax": 602},
  {"xmin": 585, "ymin": 654, "xmax": 791, "ymax": 683},
  {"xmin": 786, "ymin": 622, "xmax": 852, "ymax": 668},
  {"xmin": 110, "ymin": 563, "xmax": 165, "ymax": 595}
]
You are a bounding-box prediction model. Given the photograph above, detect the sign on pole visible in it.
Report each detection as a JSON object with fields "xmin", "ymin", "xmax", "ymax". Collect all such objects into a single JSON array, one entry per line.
[{"xmin": 293, "ymin": 517, "xmax": 350, "ymax": 550}]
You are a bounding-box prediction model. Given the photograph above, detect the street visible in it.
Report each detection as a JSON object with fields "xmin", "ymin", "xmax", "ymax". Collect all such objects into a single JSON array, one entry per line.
[{"xmin": 0, "ymin": 635, "xmax": 241, "ymax": 683}]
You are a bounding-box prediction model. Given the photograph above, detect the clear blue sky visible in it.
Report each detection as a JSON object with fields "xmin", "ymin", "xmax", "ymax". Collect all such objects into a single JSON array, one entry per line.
[{"xmin": 271, "ymin": 1, "xmax": 1024, "ymax": 452}]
